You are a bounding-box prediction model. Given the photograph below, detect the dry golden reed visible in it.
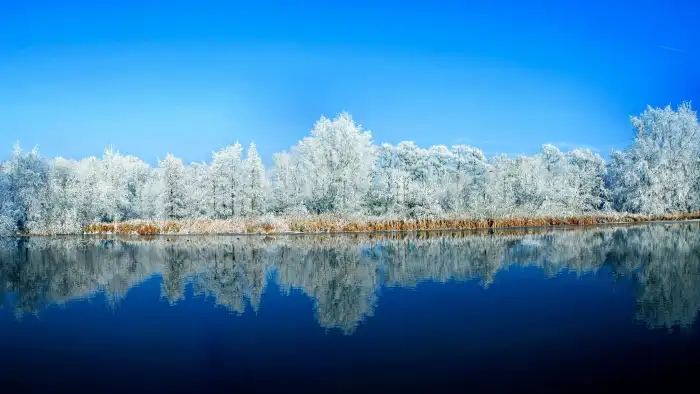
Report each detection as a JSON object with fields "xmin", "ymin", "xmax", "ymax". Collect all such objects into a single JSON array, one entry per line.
[{"xmin": 79, "ymin": 211, "xmax": 700, "ymax": 236}]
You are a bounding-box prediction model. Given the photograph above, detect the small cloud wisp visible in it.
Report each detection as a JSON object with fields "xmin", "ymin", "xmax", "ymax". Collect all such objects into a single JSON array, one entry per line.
[{"xmin": 659, "ymin": 45, "xmax": 684, "ymax": 53}]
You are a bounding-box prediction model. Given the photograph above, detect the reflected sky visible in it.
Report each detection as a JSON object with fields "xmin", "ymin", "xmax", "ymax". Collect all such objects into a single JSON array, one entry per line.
[{"xmin": 1, "ymin": 223, "xmax": 700, "ymax": 392}]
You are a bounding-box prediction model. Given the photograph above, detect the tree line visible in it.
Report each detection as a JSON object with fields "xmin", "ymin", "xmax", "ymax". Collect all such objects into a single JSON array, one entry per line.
[{"xmin": 1, "ymin": 102, "xmax": 699, "ymax": 235}]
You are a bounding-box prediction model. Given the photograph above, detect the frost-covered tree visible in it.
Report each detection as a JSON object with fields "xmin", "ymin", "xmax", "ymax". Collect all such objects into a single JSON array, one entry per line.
[
  {"xmin": 118, "ymin": 151, "xmax": 151, "ymax": 220},
  {"xmin": 366, "ymin": 142, "xmax": 436, "ymax": 217},
  {"xmin": 396, "ymin": 141, "xmax": 444, "ymax": 217},
  {"xmin": 1, "ymin": 144, "xmax": 50, "ymax": 233},
  {"xmin": 567, "ymin": 148, "xmax": 608, "ymax": 212},
  {"xmin": 243, "ymin": 142, "xmax": 268, "ymax": 215},
  {"xmin": 294, "ymin": 113, "xmax": 375, "ymax": 214},
  {"xmin": 188, "ymin": 162, "xmax": 213, "ymax": 219},
  {"xmin": 72, "ymin": 156, "xmax": 102, "ymax": 225},
  {"xmin": 45, "ymin": 157, "xmax": 81, "ymax": 233},
  {"xmin": 138, "ymin": 167, "xmax": 161, "ymax": 220},
  {"xmin": 426, "ymin": 145, "xmax": 458, "ymax": 212},
  {"xmin": 99, "ymin": 147, "xmax": 129, "ymax": 222},
  {"xmin": 197, "ymin": 156, "xmax": 220, "ymax": 219},
  {"xmin": 366, "ymin": 144, "xmax": 399, "ymax": 215},
  {"xmin": 535, "ymin": 144, "xmax": 578, "ymax": 214},
  {"xmin": 211, "ymin": 143, "xmax": 244, "ymax": 218},
  {"xmin": 99, "ymin": 148, "xmax": 150, "ymax": 222},
  {"xmin": 452, "ymin": 145, "xmax": 489, "ymax": 213},
  {"xmin": 608, "ymin": 102, "xmax": 700, "ymax": 214},
  {"xmin": 510, "ymin": 155, "xmax": 546, "ymax": 214},
  {"xmin": 157, "ymin": 154, "xmax": 188, "ymax": 220},
  {"xmin": 484, "ymin": 154, "xmax": 517, "ymax": 216},
  {"xmin": 0, "ymin": 165, "xmax": 19, "ymax": 236},
  {"xmin": 1, "ymin": 103, "xmax": 699, "ymax": 233},
  {"xmin": 271, "ymin": 151, "xmax": 306, "ymax": 215}
]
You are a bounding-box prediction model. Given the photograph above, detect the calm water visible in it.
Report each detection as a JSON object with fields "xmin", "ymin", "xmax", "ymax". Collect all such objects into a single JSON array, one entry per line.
[{"xmin": 2, "ymin": 222, "xmax": 700, "ymax": 393}]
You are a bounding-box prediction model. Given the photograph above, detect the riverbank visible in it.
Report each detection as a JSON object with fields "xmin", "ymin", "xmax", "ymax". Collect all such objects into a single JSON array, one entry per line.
[{"xmin": 71, "ymin": 212, "xmax": 700, "ymax": 236}]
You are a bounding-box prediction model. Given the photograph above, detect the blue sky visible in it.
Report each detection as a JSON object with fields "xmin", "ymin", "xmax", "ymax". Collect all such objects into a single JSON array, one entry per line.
[{"xmin": 1, "ymin": 0, "xmax": 698, "ymax": 165}]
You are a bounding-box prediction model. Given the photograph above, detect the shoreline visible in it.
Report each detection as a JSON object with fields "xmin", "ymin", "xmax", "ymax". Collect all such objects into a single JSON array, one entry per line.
[{"xmin": 15, "ymin": 212, "xmax": 700, "ymax": 237}]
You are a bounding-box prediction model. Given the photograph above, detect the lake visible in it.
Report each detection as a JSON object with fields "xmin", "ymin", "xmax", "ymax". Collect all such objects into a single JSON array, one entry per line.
[{"xmin": 2, "ymin": 222, "xmax": 700, "ymax": 393}]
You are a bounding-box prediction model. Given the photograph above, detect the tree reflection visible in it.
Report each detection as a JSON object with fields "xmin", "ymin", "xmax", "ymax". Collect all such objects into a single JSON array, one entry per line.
[{"xmin": 1, "ymin": 222, "xmax": 700, "ymax": 333}]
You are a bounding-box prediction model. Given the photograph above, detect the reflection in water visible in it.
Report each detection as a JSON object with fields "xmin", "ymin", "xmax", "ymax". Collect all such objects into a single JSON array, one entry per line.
[{"xmin": 1, "ymin": 222, "xmax": 699, "ymax": 334}]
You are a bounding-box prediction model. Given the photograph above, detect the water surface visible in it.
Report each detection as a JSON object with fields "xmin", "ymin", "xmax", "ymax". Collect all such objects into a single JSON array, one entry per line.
[{"xmin": 2, "ymin": 222, "xmax": 700, "ymax": 392}]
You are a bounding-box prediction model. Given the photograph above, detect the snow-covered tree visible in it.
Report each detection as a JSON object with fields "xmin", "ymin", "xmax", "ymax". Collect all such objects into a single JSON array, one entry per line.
[
  {"xmin": 73, "ymin": 156, "xmax": 105, "ymax": 225},
  {"xmin": 608, "ymin": 102, "xmax": 700, "ymax": 214},
  {"xmin": 371, "ymin": 141, "xmax": 442, "ymax": 217},
  {"xmin": 158, "ymin": 154, "xmax": 188, "ymax": 220},
  {"xmin": 138, "ymin": 167, "xmax": 162, "ymax": 220},
  {"xmin": 426, "ymin": 145, "xmax": 458, "ymax": 212},
  {"xmin": 535, "ymin": 144, "xmax": 578, "ymax": 215},
  {"xmin": 45, "ymin": 157, "xmax": 81, "ymax": 233},
  {"xmin": 294, "ymin": 113, "xmax": 375, "ymax": 214},
  {"xmin": 0, "ymin": 164, "xmax": 19, "ymax": 236},
  {"xmin": 99, "ymin": 147, "xmax": 143, "ymax": 222},
  {"xmin": 188, "ymin": 162, "xmax": 213, "ymax": 219},
  {"xmin": 243, "ymin": 142, "xmax": 268, "ymax": 215},
  {"xmin": 271, "ymin": 151, "xmax": 306, "ymax": 215},
  {"xmin": 484, "ymin": 154, "xmax": 517, "ymax": 217},
  {"xmin": 2, "ymin": 103, "xmax": 699, "ymax": 232},
  {"xmin": 211, "ymin": 143, "xmax": 244, "ymax": 218},
  {"xmin": 451, "ymin": 145, "xmax": 489, "ymax": 213},
  {"xmin": 1, "ymin": 144, "xmax": 50, "ymax": 233},
  {"xmin": 370, "ymin": 143, "xmax": 490, "ymax": 217},
  {"xmin": 116, "ymin": 150, "xmax": 151, "ymax": 220},
  {"xmin": 366, "ymin": 143, "xmax": 399, "ymax": 215},
  {"xmin": 567, "ymin": 148, "xmax": 608, "ymax": 212}
]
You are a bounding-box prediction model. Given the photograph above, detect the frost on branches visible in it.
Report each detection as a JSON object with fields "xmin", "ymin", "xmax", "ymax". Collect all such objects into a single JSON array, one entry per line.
[
  {"xmin": 607, "ymin": 103, "xmax": 700, "ymax": 215},
  {"xmin": 0, "ymin": 104, "xmax": 699, "ymax": 235}
]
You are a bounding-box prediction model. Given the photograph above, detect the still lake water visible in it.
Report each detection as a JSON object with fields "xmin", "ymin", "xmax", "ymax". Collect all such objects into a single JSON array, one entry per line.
[{"xmin": 2, "ymin": 222, "xmax": 700, "ymax": 392}]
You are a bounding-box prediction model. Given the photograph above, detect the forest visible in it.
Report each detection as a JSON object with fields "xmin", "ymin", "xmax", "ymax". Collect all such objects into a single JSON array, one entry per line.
[{"xmin": 1, "ymin": 102, "xmax": 699, "ymax": 235}]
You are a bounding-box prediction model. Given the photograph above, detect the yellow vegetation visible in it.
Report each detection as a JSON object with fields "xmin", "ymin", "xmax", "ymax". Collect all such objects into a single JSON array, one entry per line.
[{"xmin": 78, "ymin": 212, "xmax": 700, "ymax": 236}]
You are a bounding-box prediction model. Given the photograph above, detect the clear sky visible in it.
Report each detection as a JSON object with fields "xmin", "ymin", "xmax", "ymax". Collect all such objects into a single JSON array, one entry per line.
[{"xmin": 1, "ymin": 0, "xmax": 698, "ymax": 165}]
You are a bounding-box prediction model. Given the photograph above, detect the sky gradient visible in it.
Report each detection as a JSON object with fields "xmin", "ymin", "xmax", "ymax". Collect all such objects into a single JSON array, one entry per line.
[{"xmin": 1, "ymin": 0, "xmax": 699, "ymax": 165}]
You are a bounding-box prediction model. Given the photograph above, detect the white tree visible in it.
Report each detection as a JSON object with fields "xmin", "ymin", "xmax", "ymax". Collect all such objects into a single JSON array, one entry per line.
[
  {"xmin": 46, "ymin": 157, "xmax": 81, "ymax": 233},
  {"xmin": 366, "ymin": 143, "xmax": 399, "ymax": 215},
  {"xmin": 511, "ymin": 155, "xmax": 546, "ymax": 215},
  {"xmin": 294, "ymin": 113, "xmax": 375, "ymax": 214},
  {"xmin": 426, "ymin": 145, "xmax": 458, "ymax": 212},
  {"xmin": 394, "ymin": 141, "xmax": 441, "ymax": 217},
  {"xmin": 2, "ymin": 144, "xmax": 50, "ymax": 233},
  {"xmin": 608, "ymin": 102, "xmax": 700, "ymax": 214},
  {"xmin": 118, "ymin": 151, "xmax": 151, "ymax": 220},
  {"xmin": 188, "ymin": 162, "xmax": 213, "ymax": 219},
  {"xmin": 3, "ymin": 104, "xmax": 699, "ymax": 230},
  {"xmin": 535, "ymin": 144, "xmax": 578, "ymax": 215},
  {"xmin": 367, "ymin": 141, "xmax": 447, "ymax": 217},
  {"xmin": 484, "ymin": 154, "xmax": 517, "ymax": 217},
  {"xmin": 138, "ymin": 167, "xmax": 162, "ymax": 220},
  {"xmin": 99, "ymin": 147, "xmax": 130, "ymax": 222},
  {"xmin": 271, "ymin": 151, "xmax": 306, "ymax": 215},
  {"xmin": 243, "ymin": 142, "xmax": 268, "ymax": 215},
  {"xmin": 451, "ymin": 145, "xmax": 489, "ymax": 213},
  {"xmin": 73, "ymin": 156, "xmax": 104, "ymax": 225},
  {"xmin": 0, "ymin": 164, "xmax": 19, "ymax": 236},
  {"xmin": 158, "ymin": 154, "xmax": 188, "ymax": 220},
  {"xmin": 567, "ymin": 148, "xmax": 608, "ymax": 212},
  {"xmin": 211, "ymin": 143, "xmax": 244, "ymax": 218}
]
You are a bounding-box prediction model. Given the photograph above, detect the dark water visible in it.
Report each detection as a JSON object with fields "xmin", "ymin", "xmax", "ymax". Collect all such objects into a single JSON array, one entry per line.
[{"xmin": 2, "ymin": 222, "xmax": 700, "ymax": 393}]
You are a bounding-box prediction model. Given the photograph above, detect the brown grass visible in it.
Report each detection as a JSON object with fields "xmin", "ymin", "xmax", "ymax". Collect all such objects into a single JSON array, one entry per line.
[
  {"xmin": 78, "ymin": 211, "xmax": 700, "ymax": 236},
  {"xmin": 162, "ymin": 222, "xmax": 182, "ymax": 233}
]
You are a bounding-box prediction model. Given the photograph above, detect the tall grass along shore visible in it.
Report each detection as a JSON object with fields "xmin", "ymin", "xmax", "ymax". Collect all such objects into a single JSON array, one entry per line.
[{"xmin": 65, "ymin": 212, "xmax": 700, "ymax": 236}]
